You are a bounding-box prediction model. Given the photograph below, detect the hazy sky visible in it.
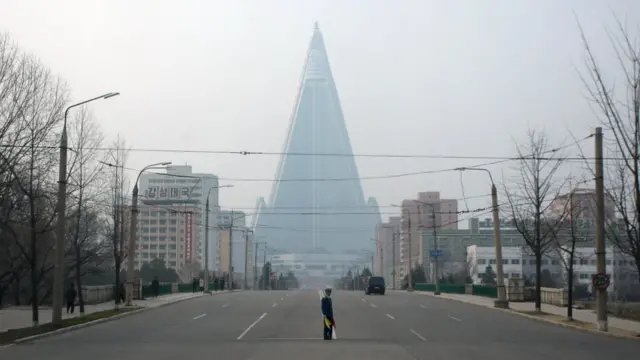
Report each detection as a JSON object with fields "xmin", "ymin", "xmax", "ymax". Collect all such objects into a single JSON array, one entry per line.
[{"xmin": 1, "ymin": 0, "xmax": 637, "ymax": 224}]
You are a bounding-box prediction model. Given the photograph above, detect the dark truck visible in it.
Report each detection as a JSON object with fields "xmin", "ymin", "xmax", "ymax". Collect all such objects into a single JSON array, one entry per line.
[{"xmin": 365, "ymin": 276, "xmax": 386, "ymax": 295}]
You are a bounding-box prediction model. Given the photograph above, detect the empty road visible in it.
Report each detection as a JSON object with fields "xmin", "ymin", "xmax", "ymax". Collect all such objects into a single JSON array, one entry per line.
[{"xmin": 1, "ymin": 290, "xmax": 638, "ymax": 359}]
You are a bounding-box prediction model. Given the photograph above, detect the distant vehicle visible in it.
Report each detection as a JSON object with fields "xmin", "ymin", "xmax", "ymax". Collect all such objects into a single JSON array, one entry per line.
[{"xmin": 365, "ymin": 276, "xmax": 385, "ymax": 295}]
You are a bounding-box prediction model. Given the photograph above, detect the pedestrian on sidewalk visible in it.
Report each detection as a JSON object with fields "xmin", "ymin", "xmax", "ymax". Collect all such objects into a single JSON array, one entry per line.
[
  {"xmin": 66, "ymin": 284, "xmax": 77, "ymax": 314},
  {"xmin": 119, "ymin": 283, "xmax": 126, "ymax": 304},
  {"xmin": 151, "ymin": 276, "xmax": 160, "ymax": 298},
  {"xmin": 213, "ymin": 277, "xmax": 219, "ymax": 291},
  {"xmin": 192, "ymin": 278, "xmax": 198, "ymax": 293},
  {"xmin": 199, "ymin": 278, "xmax": 204, "ymax": 292}
]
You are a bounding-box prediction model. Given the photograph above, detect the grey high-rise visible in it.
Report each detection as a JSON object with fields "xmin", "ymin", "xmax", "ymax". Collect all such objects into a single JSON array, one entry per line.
[{"xmin": 253, "ymin": 23, "xmax": 380, "ymax": 254}]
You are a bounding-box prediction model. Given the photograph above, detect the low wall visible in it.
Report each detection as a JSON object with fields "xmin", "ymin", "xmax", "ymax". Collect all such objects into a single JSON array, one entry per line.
[
  {"xmin": 539, "ymin": 287, "xmax": 569, "ymax": 307},
  {"xmin": 81, "ymin": 285, "xmax": 115, "ymax": 305}
]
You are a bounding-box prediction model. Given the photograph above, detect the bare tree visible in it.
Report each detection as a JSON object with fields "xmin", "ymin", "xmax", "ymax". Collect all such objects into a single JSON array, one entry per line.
[
  {"xmin": 549, "ymin": 178, "xmax": 591, "ymax": 320},
  {"xmin": 65, "ymin": 107, "xmax": 106, "ymax": 314},
  {"xmin": 578, "ymin": 16, "xmax": 640, "ymax": 282},
  {"xmin": 179, "ymin": 260, "xmax": 202, "ymax": 284},
  {"xmin": 503, "ymin": 128, "xmax": 568, "ymax": 312},
  {"xmin": 102, "ymin": 135, "xmax": 130, "ymax": 308}
]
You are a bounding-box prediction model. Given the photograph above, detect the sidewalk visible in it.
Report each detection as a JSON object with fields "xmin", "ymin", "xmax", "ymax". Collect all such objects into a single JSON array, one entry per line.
[
  {"xmin": 0, "ymin": 292, "xmax": 204, "ymax": 332},
  {"xmin": 418, "ymin": 291, "xmax": 640, "ymax": 335}
]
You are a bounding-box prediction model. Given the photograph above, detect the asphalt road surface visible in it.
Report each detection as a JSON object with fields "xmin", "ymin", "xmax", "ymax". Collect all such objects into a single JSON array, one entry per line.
[{"xmin": 1, "ymin": 290, "xmax": 639, "ymax": 359}]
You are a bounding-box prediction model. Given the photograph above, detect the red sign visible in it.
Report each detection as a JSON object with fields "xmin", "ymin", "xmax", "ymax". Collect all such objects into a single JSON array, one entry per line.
[
  {"xmin": 184, "ymin": 212, "xmax": 194, "ymax": 262},
  {"xmin": 592, "ymin": 273, "xmax": 610, "ymax": 290}
]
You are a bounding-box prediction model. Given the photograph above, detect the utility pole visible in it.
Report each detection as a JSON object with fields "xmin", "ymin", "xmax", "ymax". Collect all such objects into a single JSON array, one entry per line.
[
  {"xmin": 243, "ymin": 229, "xmax": 252, "ymax": 290},
  {"xmin": 392, "ymin": 230, "xmax": 396, "ymax": 290},
  {"xmin": 204, "ymin": 196, "xmax": 211, "ymax": 293},
  {"xmin": 53, "ymin": 92, "xmax": 119, "ymax": 325},
  {"xmin": 594, "ymin": 126, "xmax": 608, "ymax": 331},
  {"xmin": 254, "ymin": 242, "xmax": 259, "ymax": 289},
  {"xmin": 491, "ymin": 179, "xmax": 508, "ymax": 308},
  {"xmin": 228, "ymin": 211, "xmax": 234, "ymax": 291},
  {"xmin": 379, "ymin": 245, "xmax": 383, "ymax": 278},
  {"xmin": 406, "ymin": 210, "xmax": 413, "ymax": 291},
  {"xmin": 427, "ymin": 204, "xmax": 440, "ymax": 295},
  {"xmin": 455, "ymin": 166, "xmax": 508, "ymax": 308}
]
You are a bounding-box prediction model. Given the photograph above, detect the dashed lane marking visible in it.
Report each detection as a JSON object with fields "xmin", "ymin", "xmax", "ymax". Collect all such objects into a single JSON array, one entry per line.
[{"xmin": 237, "ymin": 313, "xmax": 268, "ymax": 340}]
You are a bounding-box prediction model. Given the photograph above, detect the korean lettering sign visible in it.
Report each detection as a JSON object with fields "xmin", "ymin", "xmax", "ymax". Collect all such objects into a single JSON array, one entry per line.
[
  {"xmin": 145, "ymin": 186, "xmax": 192, "ymax": 199},
  {"xmin": 184, "ymin": 212, "xmax": 193, "ymax": 262}
]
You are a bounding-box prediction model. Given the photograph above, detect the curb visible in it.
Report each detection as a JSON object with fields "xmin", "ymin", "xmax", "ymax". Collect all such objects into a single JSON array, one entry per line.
[
  {"xmin": 5, "ymin": 292, "xmax": 229, "ymax": 346},
  {"xmin": 416, "ymin": 291, "xmax": 640, "ymax": 341}
]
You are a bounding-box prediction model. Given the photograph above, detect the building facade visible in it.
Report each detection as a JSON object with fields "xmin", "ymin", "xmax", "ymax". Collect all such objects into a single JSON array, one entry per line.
[
  {"xmin": 375, "ymin": 217, "xmax": 401, "ymax": 288},
  {"xmin": 218, "ymin": 210, "xmax": 254, "ymax": 285},
  {"xmin": 138, "ymin": 165, "xmax": 220, "ymax": 271},
  {"xmin": 253, "ymin": 23, "xmax": 380, "ymax": 254},
  {"xmin": 130, "ymin": 204, "xmax": 201, "ymax": 273},
  {"xmin": 399, "ymin": 192, "xmax": 458, "ymax": 280}
]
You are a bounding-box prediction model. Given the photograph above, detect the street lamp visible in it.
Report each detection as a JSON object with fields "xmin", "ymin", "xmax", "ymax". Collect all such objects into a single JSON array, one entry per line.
[
  {"xmin": 204, "ymin": 185, "xmax": 234, "ymax": 293},
  {"xmin": 53, "ymin": 92, "xmax": 120, "ymax": 325},
  {"xmin": 455, "ymin": 167, "xmax": 508, "ymax": 308},
  {"xmin": 125, "ymin": 161, "xmax": 172, "ymax": 306}
]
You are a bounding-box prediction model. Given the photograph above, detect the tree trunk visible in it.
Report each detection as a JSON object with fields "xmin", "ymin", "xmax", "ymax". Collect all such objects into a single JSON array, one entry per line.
[
  {"xmin": 535, "ymin": 251, "xmax": 541, "ymax": 312},
  {"xmin": 74, "ymin": 243, "xmax": 85, "ymax": 314},
  {"xmin": 567, "ymin": 264, "xmax": 574, "ymax": 321},
  {"xmin": 29, "ymin": 226, "xmax": 38, "ymax": 327}
]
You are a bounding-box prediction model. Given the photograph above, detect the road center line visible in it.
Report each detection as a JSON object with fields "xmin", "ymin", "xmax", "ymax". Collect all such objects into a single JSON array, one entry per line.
[
  {"xmin": 410, "ymin": 329, "xmax": 426, "ymax": 341},
  {"xmin": 237, "ymin": 313, "xmax": 267, "ymax": 340},
  {"xmin": 420, "ymin": 305, "xmax": 428, "ymax": 309},
  {"xmin": 370, "ymin": 303, "xmax": 377, "ymax": 308},
  {"xmin": 362, "ymin": 298, "xmax": 366, "ymax": 302},
  {"xmin": 385, "ymin": 314, "xmax": 395, "ymax": 320},
  {"xmin": 272, "ymin": 303, "xmax": 278, "ymax": 308},
  {"xmin": 193, "ymin": 313, "xmax": 207, "ymax": 320},
  {"xmin": 448, "ymin": 315, "xmax": 462, "ymax": 322}
]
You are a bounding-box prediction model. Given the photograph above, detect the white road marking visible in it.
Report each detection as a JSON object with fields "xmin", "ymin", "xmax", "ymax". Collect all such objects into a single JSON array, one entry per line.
[
  {"xmin": 420, "ymin": 305, "xmax": 428, "ymax": 309},
  {"xmin": 221, "ymin": 303, "xmax": 229, "ymax": 308},
  {"xmin": 193, "ymin": 313, "xmax": 207, "ymax": 320},
  {"xmin": 362, "ymin": 298, "xmax": 366, "ymax": 302},
  {"xmin": 370, "ymin": 303, "xmax": 377, "ymax": 308},
  {"xmin": 281, "ymin": 298, "xmax": 284, "ymax": 300},
  {"xmin": 237, "ymin": 313, "xmax": 267, "ymax": 340},
  {"xmin": 448, "ymin": 315, "xmax": 462, "ymax": 322},
  {"xmin": 385, "ymin": 314, "xmax": 395, "ymax": 320},
  {"xmin": 410, "ymin": 329, "xmax": 426, "ymax": 341},
  {"xmin": 272, "ymin": 303, "xmax": 278, "ymax": 308}
]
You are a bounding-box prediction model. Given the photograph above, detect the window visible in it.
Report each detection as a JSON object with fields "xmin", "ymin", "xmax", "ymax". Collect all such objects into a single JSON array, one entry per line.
[
  {"xmin": 580, "ymin": 259, "xmax": 588, "ymax": 265},
  {"xmin": 477, "ymin": 259, "xmax": 486, "ymax": 265},
  {"xmin": 511, "ymin": 259, "xmax": 520, "ymax": 265},
  {"xmin": 511, "ymin": 273, "xmax": 521, "ymax": 278},
  {"xmin": 552, "ymin": 260, "xmax": 559, "ymax": 265},
  {"xmin": 489, "ymin": 259, "xmax": 496, "ymax": 264}
]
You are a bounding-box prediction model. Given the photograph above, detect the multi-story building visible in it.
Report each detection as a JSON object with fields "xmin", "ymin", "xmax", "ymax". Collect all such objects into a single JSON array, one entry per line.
[
  {"xmin": 561, "ymin": 246, "xmax": 639, "ymax": 300},
  {"xmin": 130, "ymin": 204, "xmax": 200, "ymax": 273},
  {"xmin": 399, "ymin": 192, "xmax": 458, "ymax": 279},
  {"xmin": 549, "ymin": 188, "xmax": 615, "ymax": 222},
  {"xmin": 421, "ymin": 218, "xmax": 529, "ymax": 282},
  {"xmin": 467, "ymin": 245, "xmax": 563, "ymax": 285},
  {"xmin": 138, "ymin": 165, "xmax": 220, "ymax": 271},
  {"xmin": 375, "ymin": 217, "xmax": 400, "ymax": 288},
  {"xmin": 218, "ymin": 210, "xmax": 253, "ymax": 285}
]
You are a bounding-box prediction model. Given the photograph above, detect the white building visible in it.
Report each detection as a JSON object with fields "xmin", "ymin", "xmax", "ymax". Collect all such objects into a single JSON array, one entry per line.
[
  {"xmin": 138, "ymin": 165, "xmax": 221, "ymax": 271},
  {"xmin": 561, "ymin": 246, "xmax": 639, "ymax": 300},
  {"xmin": 467, "ymin": 245, "xmax": 563, "ymax": 285}
]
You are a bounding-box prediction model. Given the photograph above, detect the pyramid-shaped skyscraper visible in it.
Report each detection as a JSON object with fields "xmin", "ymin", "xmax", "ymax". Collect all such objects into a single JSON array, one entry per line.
[{"xmin": 253, "ymin": 23, "xmax": 381, "ymax": 254}]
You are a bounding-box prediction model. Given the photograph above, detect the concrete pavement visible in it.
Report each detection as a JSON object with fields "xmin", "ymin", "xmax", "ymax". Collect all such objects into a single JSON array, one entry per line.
[
  {"xmin": 0, "ymin": 292, "xmax": 205, "ymax": 332},
  {"xmin": 1, "ymin": 289, "xmax": 639, "ymax": 359}
]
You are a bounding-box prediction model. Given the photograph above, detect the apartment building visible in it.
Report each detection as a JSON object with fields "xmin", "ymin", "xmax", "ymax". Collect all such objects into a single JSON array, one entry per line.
[{"xmin": 399, "ymin": 191, "xmax": 458, "ymax": 279}]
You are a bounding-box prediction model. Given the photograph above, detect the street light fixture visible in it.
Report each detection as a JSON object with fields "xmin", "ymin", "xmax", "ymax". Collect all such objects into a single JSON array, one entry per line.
[
  {"xmin": 455, "ymin": 167, "xmax": 509, "ymax": 308},
  {"xmin": 204, "ymin": 184, "xmax": 234, "ymax": 293},
  {"xmin": 125, "ymin": 161, "xmax": 172, "ymax": 306},
  {"xmin": 53, "ymin": 92, "xmax": 120, "ymax": 325}
]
